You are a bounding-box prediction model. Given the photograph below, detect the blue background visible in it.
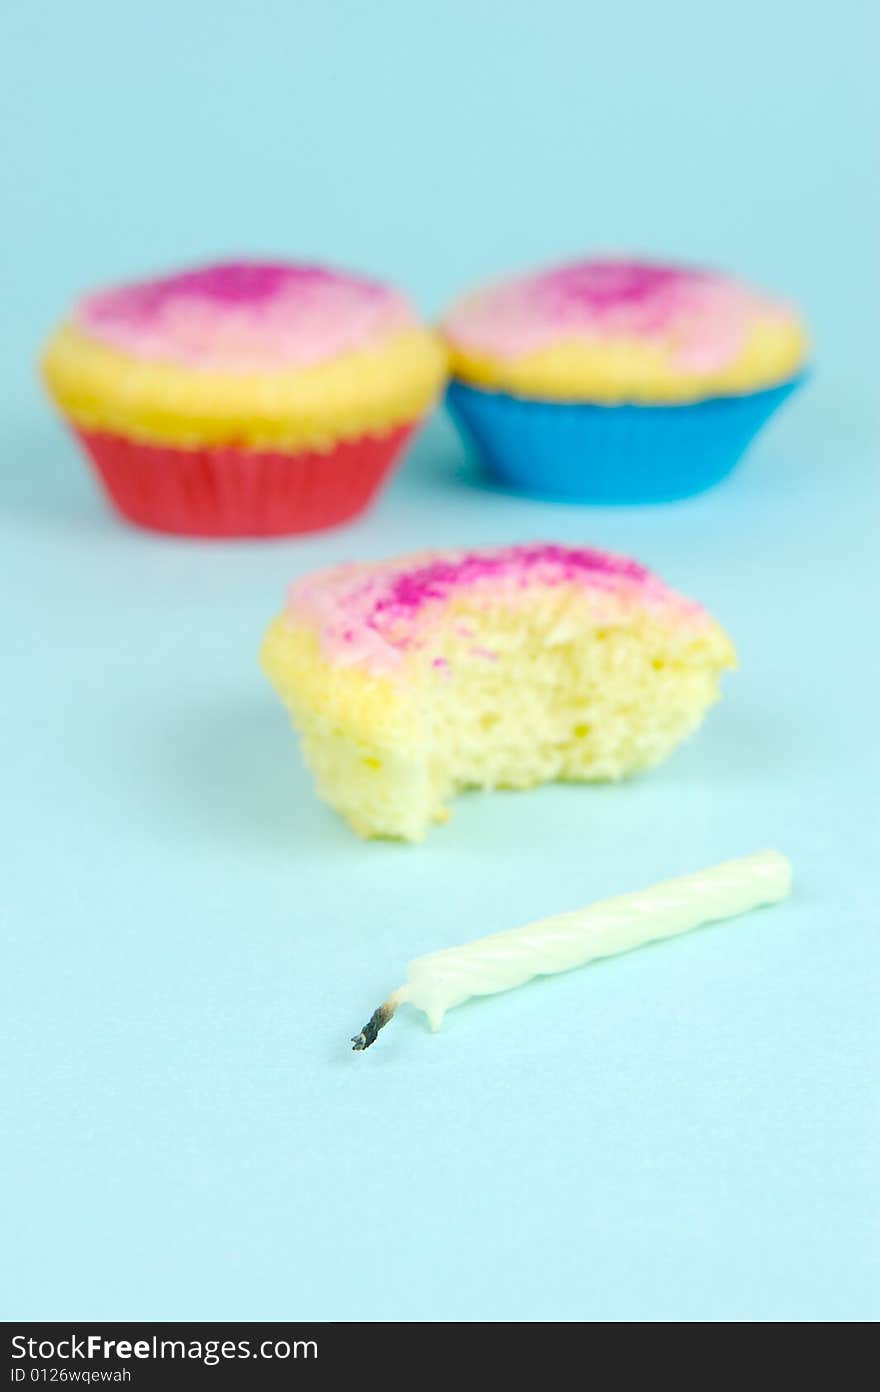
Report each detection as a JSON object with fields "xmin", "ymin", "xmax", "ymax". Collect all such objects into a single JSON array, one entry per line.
[{"xmin": 2, "ymin": 0, "xmax": 877, "ymax": 1322}]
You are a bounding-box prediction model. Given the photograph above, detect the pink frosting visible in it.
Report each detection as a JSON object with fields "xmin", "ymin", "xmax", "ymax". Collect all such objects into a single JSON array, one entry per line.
[
  {"xmin": 73, "ymin": 261, "xmax": 415, "ymax": 372},
  {"xmin": 443, "ymin": 259, "xmax": 797, "ymax": 371},
  {"xmin": 286, "ymin": 542, "xmax": 708, "ymax": 674}
]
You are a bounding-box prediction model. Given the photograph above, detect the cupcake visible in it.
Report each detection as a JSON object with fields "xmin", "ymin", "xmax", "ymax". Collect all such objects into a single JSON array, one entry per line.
[
  {"xmin": 442, "ymin": 258, "xmax": 809, "ymax": 502},
  {"xmin": 262, "ymin": 542, "xmax": 735, "ymax": 841},
  {"xmin": 41, "ymin": 261, "xmax": 446, "ymax": 537}
]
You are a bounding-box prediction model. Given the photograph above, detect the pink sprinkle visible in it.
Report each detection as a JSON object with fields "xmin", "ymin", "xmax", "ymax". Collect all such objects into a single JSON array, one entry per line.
[
  {"xmin": 443, "ymin": 257, "xmax": 799, "ymax": 371},
  {"xmin": 371, "ymin": 543, "xmax": 647, "ymax": 625},
  {"xmin": 287, "ymin": 541, "xmax": 707, "ymax": 678},
  {"xmin": 73, "ymin": 260, "xmax": 412, "ymax": 372}
]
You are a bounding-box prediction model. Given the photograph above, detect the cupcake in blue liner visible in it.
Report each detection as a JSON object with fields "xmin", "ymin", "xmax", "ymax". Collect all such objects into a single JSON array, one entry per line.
[{"xmin": 441, "ymin": 258, "xmax": 809, "ymax": 503}]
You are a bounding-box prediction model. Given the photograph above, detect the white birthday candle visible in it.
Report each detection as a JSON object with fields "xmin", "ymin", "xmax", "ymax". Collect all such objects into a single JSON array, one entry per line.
[{"xmin": 351, "ymin": 851, "xmax": 792, "ymax": 1049}]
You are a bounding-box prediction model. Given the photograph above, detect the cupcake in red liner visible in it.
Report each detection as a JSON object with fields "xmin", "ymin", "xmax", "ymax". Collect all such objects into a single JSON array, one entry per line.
[{"xmin": 41, "ymin": 261, "xmax": 446, "ymax": 537}]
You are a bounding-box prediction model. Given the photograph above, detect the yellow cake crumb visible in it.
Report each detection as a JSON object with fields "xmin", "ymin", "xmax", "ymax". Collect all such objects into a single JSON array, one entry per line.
[{"xmin": 262, "ymin": 579, "xmax": 735, "ymax": 842}]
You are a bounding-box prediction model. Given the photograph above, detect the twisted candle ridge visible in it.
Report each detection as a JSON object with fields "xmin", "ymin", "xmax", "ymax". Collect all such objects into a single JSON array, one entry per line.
[{"xmin": 404, "ymin": 852, "xmax": 791, "ymax": 1028}]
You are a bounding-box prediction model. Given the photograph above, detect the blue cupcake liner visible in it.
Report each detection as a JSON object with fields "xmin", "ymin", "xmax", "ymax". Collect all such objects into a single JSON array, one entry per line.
[{"xmin": 446, "ymin": 374, "xmax": 806, "ymax": 503}]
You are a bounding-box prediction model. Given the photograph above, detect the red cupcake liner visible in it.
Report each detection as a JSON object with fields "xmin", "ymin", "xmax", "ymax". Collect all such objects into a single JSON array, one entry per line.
[{"xmin": 71, "ymin": 422, "xmax": 418, "ymax": 538}]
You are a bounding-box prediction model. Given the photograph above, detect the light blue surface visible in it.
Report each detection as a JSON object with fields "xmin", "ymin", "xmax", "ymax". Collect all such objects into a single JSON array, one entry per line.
[{"xmin": 2, "ymin": 0, "xmax": 878, "ymax": 1323}]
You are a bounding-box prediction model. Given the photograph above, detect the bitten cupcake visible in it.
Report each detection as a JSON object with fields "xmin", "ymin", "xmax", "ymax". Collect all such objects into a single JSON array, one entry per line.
[
  {"xmin": 442, "ymin": 258, "xmax": 809, "ymax": 503},
  {"xmin": 262, "ymin": 542, "xmax": 735, "ymax": 841},
  {"xmin": 41, "ymin": 261, "xmax": 446, "ymax": 537}
]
